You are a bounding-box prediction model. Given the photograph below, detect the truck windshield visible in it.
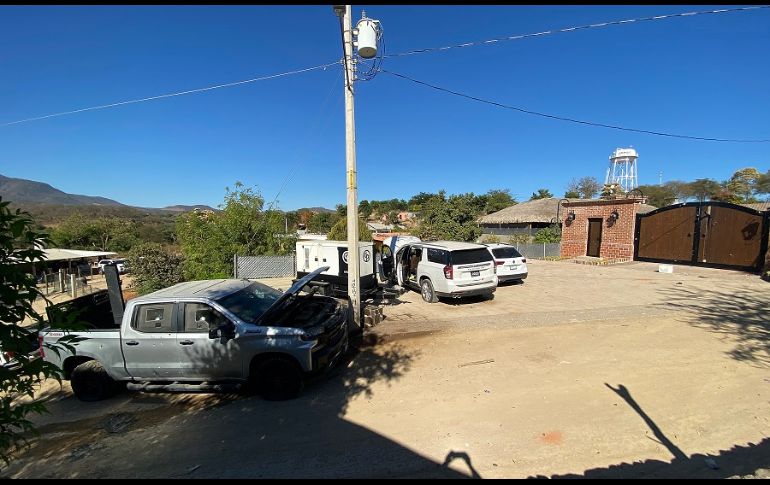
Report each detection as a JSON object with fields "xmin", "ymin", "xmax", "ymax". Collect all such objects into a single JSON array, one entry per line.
[{"xmin": 216, "ymin": 282, "xmax": 282, "ymax": 323}]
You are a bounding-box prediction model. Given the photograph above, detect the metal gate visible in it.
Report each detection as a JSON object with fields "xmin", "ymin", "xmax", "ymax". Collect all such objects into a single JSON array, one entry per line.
[{"xmin": 634, "ymin": 202, "xmax": 769, "ymax": 271}]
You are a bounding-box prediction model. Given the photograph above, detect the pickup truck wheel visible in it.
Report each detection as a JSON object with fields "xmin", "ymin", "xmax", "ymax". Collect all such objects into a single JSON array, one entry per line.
[
  {"xmin": 420, "ymin": 279, "xmax": 439, "ymax": 303},
  {"xmin": 71, "ymin": 360, "xmax": 118, "ymax": 402},
  {"xmin": 251, "ymin": 357, "xmax": 303, "ymax": 401}
]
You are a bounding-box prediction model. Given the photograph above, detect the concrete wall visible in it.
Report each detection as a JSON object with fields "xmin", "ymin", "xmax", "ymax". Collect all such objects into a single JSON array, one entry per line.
[{"xmin": 560, "ymin": 199, "xmax": 644, "ymax": 260}]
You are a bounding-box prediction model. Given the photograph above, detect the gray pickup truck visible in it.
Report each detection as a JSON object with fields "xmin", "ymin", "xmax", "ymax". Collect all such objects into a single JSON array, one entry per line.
[{"xmin": 40, "ymin": 267, "xmax": 350, "ymax": 401}]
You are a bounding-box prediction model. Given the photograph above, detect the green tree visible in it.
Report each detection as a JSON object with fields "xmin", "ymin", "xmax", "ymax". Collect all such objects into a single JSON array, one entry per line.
[
  {"xmin": 564, "ymin": 190, "xmax": 580, "ymax": 198},
  {"xmin": 482, "ymin": 189, "xmax": 516, "ymax": 214},
  {"xmin": 686, "ymin": 178, "xmax": 721, "ymax": 202},
  {"xmin": 50, "ymin": 214, "xmax": 138, "ymax": 252},
  {"xmin": 176, "ymin": 183, "xmax": 294, "ymax": 280},
  {"xmin": 566, "ymin": 177, "xmax": 602, "ymax": 199},
  {"xmin": 0, "ymin": 199, "xmax": 82, "ymax": 464},
  {"xmin": 529, "ymin": 188, "xmax": 553, "ymax": 200},
  {"xmin": 327, "ymin": 218, "xmax": 373, "ymax": 241},
  {"xmin": 726, "ymin": 167, "xmax": 761, "ymax": 203},
  {"xmin": 756, "ymin": 170, "xmax": 770, "ymax": 196},
  {"xmin": 335, "ymin": 204, "xmax": 347, "ymax": 218},
  {"xmin": 636, "ymin": 184, "xmax": 677, "ymax": 208},
  {"xmin": 358, "ymin": 200, "xmax": 372, "ymax": 220},
  {"xmin": 407, "ymin": 192, "xmax": 437, "ymax": 212},
  {"xmin": 533, "ymin": 225, "xmax": 561, "ymax": 243},
  {"xmin": 414, "ymin": 191, "xmax": 482, "ymax": 242},
  {"xmin": 662, "ymin": 180, "xmax": 689, "ymax": 202},
  {"xmin": 307, "ymin": 212, "xmax": 338, "ymax": 234},
  {"xmin": 128, "ymin": 243, "xmax": 185, "ymax": 295}
]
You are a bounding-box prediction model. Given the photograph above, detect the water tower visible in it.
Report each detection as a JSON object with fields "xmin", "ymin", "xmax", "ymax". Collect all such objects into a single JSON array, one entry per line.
[{"xmin": 605, "ymin": 147, "xmax": 639, "ymax": 192}]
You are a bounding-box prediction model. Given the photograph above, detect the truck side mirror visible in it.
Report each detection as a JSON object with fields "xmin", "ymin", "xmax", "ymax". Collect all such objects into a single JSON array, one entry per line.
[{"xmin": 209, "ymin": 324, "xmax": 234, "ymax": 340}]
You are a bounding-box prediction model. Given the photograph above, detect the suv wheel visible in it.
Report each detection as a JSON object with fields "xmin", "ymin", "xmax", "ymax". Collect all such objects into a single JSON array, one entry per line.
[
  {"xmin": 70, "ymin": 360, "xmax": 119, "ymax": 402},
  {"xmin": 251, "ymin": 356, "xmax": 303, "ymax": 401},
  {"xmin": 420, "ymin": 279, "xmax": 439, "ymax": 303}
]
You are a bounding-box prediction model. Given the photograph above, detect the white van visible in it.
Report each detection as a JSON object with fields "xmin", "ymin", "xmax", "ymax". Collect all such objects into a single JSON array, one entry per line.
[{"xmin": 388, "ymin": 240, "xmax": 497, "ymax": 303}]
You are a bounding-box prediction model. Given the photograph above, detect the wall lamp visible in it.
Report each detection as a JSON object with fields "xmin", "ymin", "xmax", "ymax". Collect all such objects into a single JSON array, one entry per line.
[
  {"xmin": 566, "ymin": 211, "xmax": 576, "ymax": 224},
  {"xmin": 607, "ymin": 209, "xmax": 620, "ymax": 226}
]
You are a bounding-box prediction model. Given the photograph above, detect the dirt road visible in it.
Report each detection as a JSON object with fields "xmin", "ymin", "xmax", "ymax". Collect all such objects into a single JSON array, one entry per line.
[{"xmin": 6, "ymin": 261, "xmax": 769, "ymax": 478}]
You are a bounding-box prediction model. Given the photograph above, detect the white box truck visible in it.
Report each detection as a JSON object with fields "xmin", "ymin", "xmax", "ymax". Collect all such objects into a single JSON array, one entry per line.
[{"xmin": 295, "ymin": 240, "xmax": 378, "ymax": 298}]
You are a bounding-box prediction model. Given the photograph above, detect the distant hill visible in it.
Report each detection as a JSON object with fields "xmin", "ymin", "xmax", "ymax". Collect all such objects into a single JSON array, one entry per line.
[
  {"xmin": 161, "ymin": 204, "xmax": 217, "ymax": 212},
  {"xmin": 298, "ymin": 206, "xmax": 335, "ymax": 214},
  {"xmin": 0, "ymin": 174, "xmax": 216, "ymax": 215},
  {"xmin": 0, "ymin": 174, "xmax": 125, "ymax": 206}
]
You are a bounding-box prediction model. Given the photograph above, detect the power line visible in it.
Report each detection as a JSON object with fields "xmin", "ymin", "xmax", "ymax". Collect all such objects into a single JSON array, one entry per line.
[
  {"xmin": 1, "ymin": 61, "xmax": 340, "ymax": 127},
  {"xmin": 381, "ymin": 69, "xmax": 770, "ymax": 143},
  {"xmin": 4, "ymin": 6, "xmax": 766, "ymax": 128},
  {"xmin": 384, "ymin": 6, "xmax": 770, "ymax": 59}
]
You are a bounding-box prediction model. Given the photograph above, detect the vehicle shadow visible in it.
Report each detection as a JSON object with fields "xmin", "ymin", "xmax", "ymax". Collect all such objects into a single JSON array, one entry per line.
[
  {"xmin": 8, "ymin": 335, "xmax": 475, "ymax": 479},
  {"xmin": 530, "ymin": 383, "xmax": 770, "ymax": 478},
  {"xmin": 440, "ymin": 294, "xmax": 494, "ymax": 306},
  {"xmin": 659, "ymin": 285, "xmax": 770, "ymax": 368}
]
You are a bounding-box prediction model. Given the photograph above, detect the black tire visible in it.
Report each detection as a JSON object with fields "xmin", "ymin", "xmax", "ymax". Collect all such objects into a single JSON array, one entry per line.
[
  {"xmin": 70, "ymin": 360, "xmax": 119, "ymax": 402},
  {"xmin": 420, "ymin": 278, "xmax": 439, "ymax": 303},
  {"xmin": 250, "ymin": 356, "xmax": 304, "ymax": 401}
]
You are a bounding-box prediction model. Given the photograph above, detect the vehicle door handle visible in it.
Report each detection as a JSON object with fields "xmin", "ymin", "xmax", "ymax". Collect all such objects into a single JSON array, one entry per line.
[
  {"xmin": 179, "ymin": 340, "xmax": 194, "ymax": 345},
  {"xmin": 125, "ymin": 341, "xmax": 139, "ymax": 346}
]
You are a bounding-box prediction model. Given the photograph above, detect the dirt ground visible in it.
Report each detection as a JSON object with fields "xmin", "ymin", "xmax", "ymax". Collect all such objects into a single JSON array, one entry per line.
[{"xmin": 5, "ymin": 260, "xmax": 769, "ymax": 478}]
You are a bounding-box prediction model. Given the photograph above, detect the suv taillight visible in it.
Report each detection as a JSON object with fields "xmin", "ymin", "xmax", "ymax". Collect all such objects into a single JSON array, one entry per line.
[
  {"xmin": 38, "ymin": 335, "xmax": 45, "ymax": 358},
  {"xmin": 443, "ymin": 265, "xmax": 453, "ymax": 279}
]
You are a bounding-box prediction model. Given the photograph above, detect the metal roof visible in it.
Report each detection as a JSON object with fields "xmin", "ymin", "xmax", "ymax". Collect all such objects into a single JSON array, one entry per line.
[{"xmin": 41, "ymin": 248, "xmax": 117, "ymax": 262}]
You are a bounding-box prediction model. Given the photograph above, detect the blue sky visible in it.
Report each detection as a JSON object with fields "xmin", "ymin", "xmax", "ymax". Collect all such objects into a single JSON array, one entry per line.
[{"xmin": 1, "ymin": 5, "xmax": 768, "ymax": 210}]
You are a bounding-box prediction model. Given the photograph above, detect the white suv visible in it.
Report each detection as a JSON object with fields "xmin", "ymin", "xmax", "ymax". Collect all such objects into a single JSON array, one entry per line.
[
  {"xmin": 484, "ymin": 243, "xmax": 528, "ymax": 284},
  {"xmin": 393, "ymin": 240, "xmax": 497, "ymax": 303}
]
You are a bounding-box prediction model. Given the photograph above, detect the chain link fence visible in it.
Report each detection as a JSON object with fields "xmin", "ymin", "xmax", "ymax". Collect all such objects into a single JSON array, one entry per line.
[
  {"xmin": 510, "ymin": 243, "xmax": 561, "ymax": 259},
  {"xmin": 234, "ymin": 254, "xmax": 296, "ymax": 279}
]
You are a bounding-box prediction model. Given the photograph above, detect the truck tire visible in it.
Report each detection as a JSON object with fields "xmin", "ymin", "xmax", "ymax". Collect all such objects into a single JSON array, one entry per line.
[
  {"xmin": 70, "ymin": 360, "xmax": 119, "ymax": 402},
  {"xmin": 250, "ymin": 356, "xmax": 303, "ymax": 401},
  {"xmin": 420, "ymin": 278, "xmax": 439, "ymax": 303}
]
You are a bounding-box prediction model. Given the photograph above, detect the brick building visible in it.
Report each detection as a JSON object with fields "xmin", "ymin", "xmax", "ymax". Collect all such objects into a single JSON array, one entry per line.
[{"xmin": 560, "ymin": 198, "xmax": 656, "ymax": 260}]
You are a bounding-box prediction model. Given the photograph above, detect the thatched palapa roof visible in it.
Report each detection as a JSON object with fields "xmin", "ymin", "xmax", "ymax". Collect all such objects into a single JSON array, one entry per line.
[
  {"xmin": 480, "ymin": 198, "xmax": 580, "ymax": 225},
  {"xmin": 480, "ymin": 197, "xmax": 658, "ymax": 225}
]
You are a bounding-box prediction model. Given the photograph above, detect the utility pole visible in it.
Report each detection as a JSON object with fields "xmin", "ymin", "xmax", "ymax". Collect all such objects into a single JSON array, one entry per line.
[{"xmin": 337, "ymin": 4, "xmax": 361, "ymax": 330}]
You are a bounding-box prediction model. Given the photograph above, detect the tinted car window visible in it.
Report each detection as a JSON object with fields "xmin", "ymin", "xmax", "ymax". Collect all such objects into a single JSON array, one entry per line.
[
  {"xmin": 449, "ymin": 248, "xmax": 494, "ymax": 265},
  {"xmin": 184, "ymin": 303, "xmax": 229, "ymax": 333},
  {"xmin": 491, "ymin": 247, "xmax": 523, "ymax": 259},
  {"xmin": 134, "ymin": 304, "xmax": 174, "ymax": 333},
  {"xmin": 217, "ymin": 282, "xmax": 281, "ymax": 323},
  {"xmin": 427, "ymin": 248, "xmax": 448, "ymax": 264}
]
